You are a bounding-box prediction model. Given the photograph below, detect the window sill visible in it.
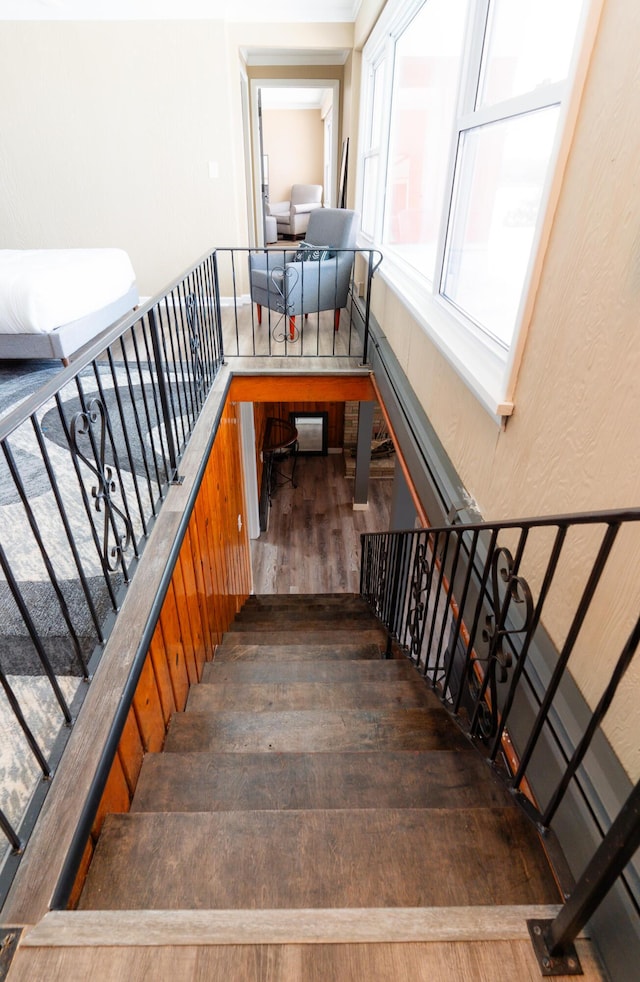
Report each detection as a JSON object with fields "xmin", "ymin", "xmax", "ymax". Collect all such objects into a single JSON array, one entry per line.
[{"xmin": 372, "ymin": 246, "xmax": 515, "ymax": 422}]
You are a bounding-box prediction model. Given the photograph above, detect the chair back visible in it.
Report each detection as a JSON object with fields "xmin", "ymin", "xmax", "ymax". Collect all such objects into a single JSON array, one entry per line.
[
  {"xmin": 305, "ymin": 209, "xmax": 359, "ymax": 250},
  {"xmin": 290, "ymin": 184, "xmax": 323, "ymax": 207}
]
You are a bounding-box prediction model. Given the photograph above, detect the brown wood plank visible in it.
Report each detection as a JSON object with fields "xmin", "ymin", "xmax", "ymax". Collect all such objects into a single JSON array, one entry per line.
[
  {"xmin": 226, "ymin": 619, "xmax": 383, "ymax": 633},
  {"xmin": 78, "ymin": 808, "xmax": 561, "ymax": 910},
  {"xmin": 213, "ymin": 643, "xmax": 384, "ymax": 662},
  {"xmin": 234, "ymin": 607, "xmax": 379, "ymax": 623},
  {"xmin": 219, "ymin": 630, "xmax": 386, "ymax": 649},
  {"xmin": 130, "ymin": 750, "xmax": 517, "ymax": 814},
  {"xmin": 5, "ymin": 938, "xmax": 607, "ymax": 982},
  {"xmin": 185, "ymin": 681, "xmax": 439, "ymax": 712},
  {"xmin": 163, "ymin": 708, "xmax": 470, "ymax": 754},
  {"xmin": 202, "ymin": 658, "xmax": 421, "ymax": 684}
]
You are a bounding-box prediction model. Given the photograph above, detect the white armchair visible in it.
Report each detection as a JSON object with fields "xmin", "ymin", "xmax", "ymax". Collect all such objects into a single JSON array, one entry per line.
[{"xmin": 268, "ymin": 184, "xmax": 323, "ymax": 239}]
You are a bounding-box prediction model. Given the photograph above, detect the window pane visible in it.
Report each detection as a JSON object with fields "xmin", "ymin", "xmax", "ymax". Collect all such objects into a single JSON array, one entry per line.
[
  {"xmin": 362, "ymin": 155, "xmax": 379, "ymax": 237},
  {"xmin": 478, "ymin": 0, "xmax": 583, "ymax": 107},
  {"xmin": 369, "ymin": 60, "xmax": 386, "ymax": 149},
  {"xmin": 442, "ymin": 106, "xmax": 560, "ymax": 347},
  {"xmin": 384, "ymin": 0, "xmax": 468, "ymax": 281}
]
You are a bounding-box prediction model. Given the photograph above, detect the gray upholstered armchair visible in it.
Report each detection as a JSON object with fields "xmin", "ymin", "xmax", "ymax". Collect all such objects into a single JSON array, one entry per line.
[
  {"xmin": 249, "ymin": 208, "xmax": 359, "ymax": 341},
  {"xmin": 267, "ymin": 184, "xmax": 323, "ymax": 239}
]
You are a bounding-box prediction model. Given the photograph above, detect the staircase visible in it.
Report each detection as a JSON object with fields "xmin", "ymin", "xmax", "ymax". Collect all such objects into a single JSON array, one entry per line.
[{"xmin": 68, "ymin": 594, "xmax": 584, "ymax": 978}]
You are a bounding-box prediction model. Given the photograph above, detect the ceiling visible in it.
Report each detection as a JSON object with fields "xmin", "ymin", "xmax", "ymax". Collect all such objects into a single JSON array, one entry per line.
[{"xmin": 0, "ymin": 0, "xmax": 362, "ymax": 21}]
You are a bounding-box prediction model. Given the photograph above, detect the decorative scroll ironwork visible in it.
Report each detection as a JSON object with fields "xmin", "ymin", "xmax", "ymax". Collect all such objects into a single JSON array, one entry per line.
[
  {"xmin": 185, "ymin": 292, "xmax": 205, "ymax": 394},
  {"xmin": 468, "ymin": 546, "xmax": 534, "ymax": 739},
  {"xmin": 407, "ymin": 540, "xmax": 433, "ymax": 661},
  {"xmin": 70, "ymin": 398, "xmax": 133, "ymax": 572},
  {"xmin": 268, "ymin": 265, "xmax": 299, "ymax": 343}
]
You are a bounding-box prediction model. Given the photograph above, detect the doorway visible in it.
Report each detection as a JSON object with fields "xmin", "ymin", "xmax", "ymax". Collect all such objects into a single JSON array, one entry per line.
[{"xmin": 250, "ymin": 79, "xmax": 340, "ymax": 244}]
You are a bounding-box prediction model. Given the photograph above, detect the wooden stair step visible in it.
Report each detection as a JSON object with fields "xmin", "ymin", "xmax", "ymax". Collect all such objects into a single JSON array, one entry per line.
[
  {"xmin": 213, "ymin": 642, "xmax": 384, "ymax": 662},
  {"xmin": 225, "ymin": 614, "xmax": 385, "ymax": 639},
  {"xmin": 78, "ymin": 807, "xmax": 561, "ymax": 910},
  {"xmin": 163, "ymin": 708, "xmax": 472, "ymax": 753},
  {"xmin": 246, "ymin": 593, "xmax": 367, "ymax": 607},
  {"xmin": 235, "ymin": 607, "xmax": 378, "ymax": 623},
  {"xmin": 219, "ymin": 630, "xmax": 386, "ymax": 648},
  {"xmin": 131, "ymin": 750, "xmax": 519, "ymax": 814},
  {"xmin": 202, "ymin": 658, "xmax": 421, "ymax": 684},
  {"xmin": 186, "ymin": 681, "xmax": 440, "ymax": 713}
]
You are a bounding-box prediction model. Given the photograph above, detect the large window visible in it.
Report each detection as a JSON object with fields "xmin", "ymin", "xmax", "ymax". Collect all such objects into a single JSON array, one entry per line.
[{"xmin": 358, "ymin": 0, "xmax": 590, "ymax": 414}]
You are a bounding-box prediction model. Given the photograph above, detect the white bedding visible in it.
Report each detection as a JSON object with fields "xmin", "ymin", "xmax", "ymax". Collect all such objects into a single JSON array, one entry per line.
[{"xmin": 0, "ymin": 248, "xmax": 137, "ymax": 335}]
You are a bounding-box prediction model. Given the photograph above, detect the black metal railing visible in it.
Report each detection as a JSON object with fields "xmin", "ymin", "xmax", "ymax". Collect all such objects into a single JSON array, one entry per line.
[
  {"xmin": 0, "ymin": 249, "xmax": 224, "ymax": 893},
  {"xmin": 213, "ymin": 247, "xmax": 382, "ymax": 361},
  {"xmin": 360, "ymin": 510, "xmax": 640, "ymax": 973}
]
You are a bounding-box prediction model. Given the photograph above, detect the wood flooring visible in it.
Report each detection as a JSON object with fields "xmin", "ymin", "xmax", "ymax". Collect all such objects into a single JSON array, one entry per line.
[{"xmin": 251, "ymin": 454, "xmax": 392, "ymax": 594}]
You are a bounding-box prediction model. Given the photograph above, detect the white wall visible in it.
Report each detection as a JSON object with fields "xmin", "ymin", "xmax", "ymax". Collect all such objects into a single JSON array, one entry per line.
[{"xmin": 0, "ymin": 21, "xmax": 251, "ymax": 296}]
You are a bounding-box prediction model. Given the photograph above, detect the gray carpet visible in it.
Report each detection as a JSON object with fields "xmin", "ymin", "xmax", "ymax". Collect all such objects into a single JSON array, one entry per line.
[
  {"xmin": 0, "ymin": 359, "xmax": 63, "ymax": 420},
  {"xmin": 0, "ymin": 359, "xmax": 174, "ymax": 677}
]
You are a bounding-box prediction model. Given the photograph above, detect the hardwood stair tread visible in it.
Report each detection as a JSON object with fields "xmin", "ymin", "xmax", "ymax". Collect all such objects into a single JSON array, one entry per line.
[
  {"xmin": 213, "ymin": 642, "xmax": 384, "ymax": 662},
  {"xmin": 234, "ymin": 608, "xmax": 379, "ymax": 624},
  {"xmin": 202, "ymin": 658, "xmax": 422, "ymax": 684},
  {"xmin": 220, "ymin": 630, "xmax": 387, "ymax": 647},
  {"xmin": 186, "ymin": 681, "xmax": 441, "ymax": 712},
  {"xmin": 246, "ymin": 593, "xmax": 367, "ymax": 606},
  {"xmin": 131, "ymin": 750, "xmax": 518, "ymax": 813},
  {"xmin": 225, "ymin": 615, "xmax": 386, "ymax": 640},
  {"xmin": 163, "ymin": 708, "xmax": 470, "ymax": 753},
  {"xmin": 78, "ymin": 807, "xmax": 561, "ymax": 911}
]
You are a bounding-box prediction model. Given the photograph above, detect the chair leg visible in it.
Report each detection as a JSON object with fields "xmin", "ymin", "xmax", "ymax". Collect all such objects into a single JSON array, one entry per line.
[
  {"xmin": 257, "ymin": 304, "xmax": 262, "ymax": 326},
  {"xmin": 289, "ymin": 316, "xmax": 296, "ymax": 341},
  {"xmin": 334, "ymin": 309, "xmax": 340, "ymax": 331}
]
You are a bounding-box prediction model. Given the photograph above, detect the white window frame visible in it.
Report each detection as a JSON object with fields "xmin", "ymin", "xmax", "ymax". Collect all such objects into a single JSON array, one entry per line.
[{"xmin": 356, "ymin": 0, "xmax": 604, "ymax": 420}]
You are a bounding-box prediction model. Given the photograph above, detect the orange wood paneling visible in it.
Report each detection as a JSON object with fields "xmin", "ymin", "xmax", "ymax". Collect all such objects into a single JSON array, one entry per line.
[
  {"xmin": 177, "ymin": 537, "xmax": 207, "ymax": 680},
  {"xmin": 90, "ymin": 752, "xmax": 130, "ymax": 841},
  {"xmin": 117, "ymin": 707, "xmax": 145, "ymax": 796},
  {"xmin": 148, "ymin": 628, "xmax": 176, "ymax": 726},
  {"xmin": 158, "ymin": 588, "xmax": 191, "ymax": 709},
  {"xmin": 132, "ymin": 656, "xmax": 166, "ymax": 754},
  {"xmin": 68, "ymin": 838, "xmax": 94, "ymax": 910},
  {"xmin": 230, "ymin": 374, "xmax": 375, "ymax": 403}
]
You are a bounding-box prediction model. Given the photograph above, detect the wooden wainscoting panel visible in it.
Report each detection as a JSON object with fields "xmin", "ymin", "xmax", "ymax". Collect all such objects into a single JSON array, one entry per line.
[
  {"xmin": 90, "ymin": 753, "xmax": 130, "ymax": 843},
  {"xmin": 158, "ymin": 603, "xmax": 190, "ymax": 713},
  {"xmin": 147, "ymin": 630, "xmax": 176, "ymax": 727},
  {"xmin": 116, "ymin": 707, "xmax": 145, "ymax": 796},
  {"xmin": 132, "ymin": 644, "xmax": 169, "ymax": 754}
]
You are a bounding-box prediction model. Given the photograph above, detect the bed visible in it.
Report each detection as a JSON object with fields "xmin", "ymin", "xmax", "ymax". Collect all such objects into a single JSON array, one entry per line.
[{"xmin": 0, "ymin": 248, "xmax": 139, "ymax": 363}]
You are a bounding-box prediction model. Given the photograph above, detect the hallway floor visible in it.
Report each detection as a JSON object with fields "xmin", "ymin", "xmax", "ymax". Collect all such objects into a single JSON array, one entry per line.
[{"xmin": 250, "ymin": 453, "xmax": 392, "ymax": 594}]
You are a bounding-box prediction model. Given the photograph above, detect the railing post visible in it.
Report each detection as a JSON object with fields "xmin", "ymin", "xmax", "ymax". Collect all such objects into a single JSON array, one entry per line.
[
  {"xmin": 384, "ymin": 533, "xmax": 405, "ymax": 659},
  {"xmin": 148, "ymin": 307, "xmax": 179, "ymax": 482},
  {"xmin": 211, "ymin": 250, "xmax": 225, "ymax": 367},
  {"xmin": 528, "ymin": 777, "xmax": 640, "ymax": 975},
  {"xmin": 361, "ymin": 250, "xmax": 375, "ymax": 366}
]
